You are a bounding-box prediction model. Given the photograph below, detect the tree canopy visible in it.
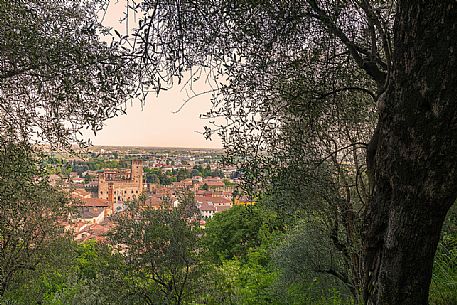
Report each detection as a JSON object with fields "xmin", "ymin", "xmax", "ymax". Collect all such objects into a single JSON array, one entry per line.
[
  {"xmin": 0, "ymin": 139, "xmax": 71, "ymax": 297},
  {"xmin": 125, "ymin": 1, "xmax": 457, "ymax": 304},
  {"xmin": 1, "ymin": 1, "xmax": 456, "ymax": 304},
  {"xmin": 0, "ymin": 0, "xmax": 140, "ymax": 146},
  {"xmin": 109, "ymin": 193, "xmax": 201, "ymax": 304}
]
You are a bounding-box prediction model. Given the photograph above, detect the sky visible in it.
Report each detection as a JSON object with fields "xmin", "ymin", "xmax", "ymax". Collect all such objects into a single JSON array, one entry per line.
[
  {"xmin": 86, "ymin": 1, "xmax": 222, "ymax": 149},
  {"xmin": 86, "ymin": 87, "xmax": 222, "ymax": 149}
]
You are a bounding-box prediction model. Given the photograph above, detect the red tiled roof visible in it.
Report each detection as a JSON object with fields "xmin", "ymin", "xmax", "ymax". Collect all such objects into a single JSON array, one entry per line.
[
  {"xmin": 205, "ymin": 181, "xmax": 225, "ymax": 187},
  {"xmin": 143, "ymin": 195, "xmax": 163, "ymax": 208},
  {"xmin": 199, "ymin": 202, "xmax": 216, "ymax": 211},
  {"xmin": 76, "ymin": 198, "xmax": 110, "ymax": 207},
  {"xmin": 71, "ymin": 188, "xmax": 91, "ymax": 198},
  {"xmin": 195, "ymin": 196, "xmax": 231, "ymax": 205},
  {"xmin": 89, "ymin": 223, "xmax": 111, "ymax": 235}
]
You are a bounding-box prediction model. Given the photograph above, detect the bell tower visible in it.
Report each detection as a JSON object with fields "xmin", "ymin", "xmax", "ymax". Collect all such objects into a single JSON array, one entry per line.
[
  {"xmin": 131, "ymin": 160, "xmax": 143, "ymax": 189},
  {"xmin": 108, "ymin": 182, "xmax": 114, "ymax": 211}
]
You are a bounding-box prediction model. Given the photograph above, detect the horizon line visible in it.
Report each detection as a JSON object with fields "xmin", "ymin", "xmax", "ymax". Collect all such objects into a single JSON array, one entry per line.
[{"xmin": 89, "ymin": 144, "xmax": 224, "ymax": 150}]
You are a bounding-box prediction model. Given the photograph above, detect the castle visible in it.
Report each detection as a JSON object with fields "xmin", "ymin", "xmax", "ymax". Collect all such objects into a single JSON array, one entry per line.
[{"xmin": 98, "ymin": 160, "xmax": 144, "ymax": 210}]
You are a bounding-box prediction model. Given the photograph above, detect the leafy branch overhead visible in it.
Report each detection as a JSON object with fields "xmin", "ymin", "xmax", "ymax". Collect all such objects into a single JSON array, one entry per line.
[
  {"xmin": 128, "ymin": 1, "xmax": 457, "ymax": 304},
  {"xmin": 126, "ymin": 0, "xmax": 391, "ymax": 184},
  {"xmin": 0, "ymin": 0, "xmax": 143, "ymax": 147}
]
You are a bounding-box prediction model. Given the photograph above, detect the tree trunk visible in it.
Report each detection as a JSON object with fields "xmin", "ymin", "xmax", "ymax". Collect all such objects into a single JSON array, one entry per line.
[{"xmin": 363, "ymin": 1, "xmax": 457, "ymax": 304}]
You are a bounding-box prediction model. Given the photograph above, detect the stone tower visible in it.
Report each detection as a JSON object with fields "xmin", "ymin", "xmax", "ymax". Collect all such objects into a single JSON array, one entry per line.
[
  {"xmin": 108, "ymin": 182, "xmax": 114, "ymax": 209},
  {"xmin": 131, "ymin": 160, "xmax": 143, "ymax": 189}
]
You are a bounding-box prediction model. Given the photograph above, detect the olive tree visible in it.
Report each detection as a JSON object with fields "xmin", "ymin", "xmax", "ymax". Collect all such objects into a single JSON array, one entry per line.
[
  {"xmin": 0, "ymin": 139, "xmax": 71, "ymax": 297},
  {"xmin": 109, "ymin": 193, "xmax": 201, "ymax": 305},
  {"xmin": 127, "ymin": 1, "xmax": 457, "ymax": 304},
  {"xmin": 0, "ymin": 0, "xmax": 141, "ymax": 146}
]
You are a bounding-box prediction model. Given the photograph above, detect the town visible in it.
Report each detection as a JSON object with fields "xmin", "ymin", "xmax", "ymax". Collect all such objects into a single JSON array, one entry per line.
[{"xmin": 46, "ymin": 146, "xmax": 252, "ymax": 242}]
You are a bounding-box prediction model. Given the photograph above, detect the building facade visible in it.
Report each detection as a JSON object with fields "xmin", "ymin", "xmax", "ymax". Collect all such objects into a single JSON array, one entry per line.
[{"xmin": 98, "ymin": 160, "xmax": 144, "ymax": 208}]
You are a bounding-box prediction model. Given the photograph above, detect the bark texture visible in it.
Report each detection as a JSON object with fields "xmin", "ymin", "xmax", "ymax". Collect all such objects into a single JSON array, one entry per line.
[{"xmin": 363, "ymin": 1, "xmax": 457, "ymax": 304}]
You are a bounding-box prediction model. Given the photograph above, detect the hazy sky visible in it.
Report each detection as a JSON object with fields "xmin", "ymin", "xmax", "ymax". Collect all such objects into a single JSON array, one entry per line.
[
  {"xmin": 86, "ymin": 87, "xmax": 222, "ymax": 149},
  {"xmin": 87, "ymin": 1, "xmax": 222, "ymax": 149}
]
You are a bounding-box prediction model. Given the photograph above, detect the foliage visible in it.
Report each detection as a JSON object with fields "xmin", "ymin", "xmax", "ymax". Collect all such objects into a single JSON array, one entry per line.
[
  {"xmin": 2, "ymin": 237, "xmax": 76, "ymax": 304},
  {"xmin": 198, "ymin": 248, "xmax": 278, "ymax": 305},
  {"xmin": 271, "ymin": 219, "xmax": 355, "ymax": 304},
  {"xmin": 0, "ymin": 0, "xmax": 141, "ymax": 146},
  {"xmin": 192, "ymin": 165, "xmax": 218, "ymax": 178},
  {"xmin": 176, "ymin": 168, "xmax": 191, "ymax": 181},
  {"xmin": 144, "ymin": 168, "xmax": 187, "ymax": 185},
  {"xmin": 2, "ymin": 239, "xmax": 130, "ymax": 305},
  {"xmin": 223, "ymin": 179, "xmax": 236, "ymax": 187},
  {"xmin": 200, "ymin": 202, "xmax": 356, "ymax": 305},
  {"xmin": 109, "ymin": 193, "xmax": 202, "ymax": 304},
  {"xmin": 0, "ymin": 139, "xmax": 71, "ymax": 297},
  {"xmin": 203, "ymin": 205, "xmax": 281, "ymax": 263},
  {"xmin": 125, "ymin": 1, "xmax": 384, "ymax": 300},
  {"xmin": 429, "ymin": 204, "xmax": 457, "ymax": 305}
]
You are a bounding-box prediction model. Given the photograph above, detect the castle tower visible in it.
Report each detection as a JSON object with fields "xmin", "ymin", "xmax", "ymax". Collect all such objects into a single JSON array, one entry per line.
[
  {"xmin": 108, "ymin": 182, "xmax": 114, "ymax": 211},
  {"xmin": 131, "ymin": 160, "xmax": 143, "ymax": 189},
  {"xmin": 98, "ymin": 171, "xmax": 106, "ymax": 199}
]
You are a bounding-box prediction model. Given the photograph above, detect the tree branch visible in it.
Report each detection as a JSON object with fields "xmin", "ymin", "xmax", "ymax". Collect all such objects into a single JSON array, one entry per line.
[{"xmin": 306, "ymin": 0, "xmax": 387, "ymax": 87}]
